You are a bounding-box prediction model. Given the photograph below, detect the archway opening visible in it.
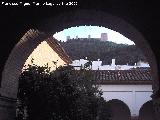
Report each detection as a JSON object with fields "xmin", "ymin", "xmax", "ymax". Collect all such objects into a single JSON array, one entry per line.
[
  {"xmin": 139, "ymin": 100, "xmax": 155, "ymax": 120},
  {"xmin": 106, "ymin": 99, "xmax": 131, "ymax": 120},
  {"xmin": 52, "ymin": 25, "xmax": 153, "ymax": 118},
  {"xmin": 0, "ymin": 9, "xmax": 158, "ymax": 120}
]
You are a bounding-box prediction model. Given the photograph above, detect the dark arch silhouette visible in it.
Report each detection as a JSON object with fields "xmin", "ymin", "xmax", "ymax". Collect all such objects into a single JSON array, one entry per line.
[
  {"xmin": 1, "ymin": 10, "xmax": 157, "ymax": 99},
  {"xmin": 106, "ymin": 99, "xmax": 131, "ymax": 120},
  {"xmin": 139, "ymin": 100, "xmax": 155, "ymax": 120}
]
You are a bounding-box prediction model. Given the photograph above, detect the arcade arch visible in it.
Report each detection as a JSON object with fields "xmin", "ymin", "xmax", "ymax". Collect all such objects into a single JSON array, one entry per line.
[
  {"xmin": 139, "ymin": 100, "xmax": 155, "ymax": 120},
  {"xmin": 106, "ymin": 99, "xmax": 131, "ymax": 120}
]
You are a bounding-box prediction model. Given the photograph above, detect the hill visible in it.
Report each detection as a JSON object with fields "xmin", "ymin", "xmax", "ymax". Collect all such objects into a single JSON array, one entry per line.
[{"xmin": 59, "ymin": 38, "xmax": 147, "ymax": 65}]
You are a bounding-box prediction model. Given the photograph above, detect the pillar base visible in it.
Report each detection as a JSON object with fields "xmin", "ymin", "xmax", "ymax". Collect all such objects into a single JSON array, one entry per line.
[
  {"xmin": 151, "ymin": 90, "xmax": 160, "ymax": 120},
  {"xmin": 0, "ymin": 96, "xmax": 16, "ymax": 120}
]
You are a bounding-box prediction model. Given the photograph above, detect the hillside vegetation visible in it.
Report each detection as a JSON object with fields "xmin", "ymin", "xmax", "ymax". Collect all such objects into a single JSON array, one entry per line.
[{"xmin": 59, "ymin": 38, "xmax": 146, "ymax": 65}]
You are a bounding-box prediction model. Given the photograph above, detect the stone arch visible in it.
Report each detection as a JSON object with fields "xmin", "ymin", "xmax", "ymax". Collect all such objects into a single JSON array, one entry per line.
[
  {"xmin": 0, "ymin": 29, "xmax": 52, "ymax": 98},
  {"xmin": 39, "ymin": 9, "xmax": 158, "ymax": 91},
  {"xmin": 0, "ymin": 9, "xmax": 158, "ymax": 99},
  {"xmin": 139, "ymin": 100, "xmax": 155, "ymax": 120},
  {"xmin": 106, "ymin": 99, "xmax": 131, "ymax": 120}
]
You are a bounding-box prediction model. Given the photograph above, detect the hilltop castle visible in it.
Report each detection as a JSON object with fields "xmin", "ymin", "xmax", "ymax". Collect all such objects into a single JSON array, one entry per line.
[{"xmin": 66, "ymin": 33, "xmax": 108, "ymax": 41}]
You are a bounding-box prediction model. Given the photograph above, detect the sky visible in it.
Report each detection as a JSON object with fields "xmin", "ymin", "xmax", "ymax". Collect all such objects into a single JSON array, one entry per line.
[{"xmin": 53, "ymin": 26, "xmax": 135, "ymax": 45}]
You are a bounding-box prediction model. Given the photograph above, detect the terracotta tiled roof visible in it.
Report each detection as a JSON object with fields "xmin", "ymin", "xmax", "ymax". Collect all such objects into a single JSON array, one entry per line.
[{"xmin": 92, "ymin": 69, "xmax": 152, "ymax": 84}]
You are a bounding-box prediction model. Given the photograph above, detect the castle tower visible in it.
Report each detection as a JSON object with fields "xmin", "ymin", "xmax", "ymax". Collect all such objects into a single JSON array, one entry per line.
[
  {"xmin": 66, "ymin": 36, "xmax": 70, "ymax": 40},
  {"xmin": 101, "ymin": 33, "xmax": 108, "ymax": 41},
  {"xmin": 76, "ymin": 35, "xmax": 78, "ymax": 39}
]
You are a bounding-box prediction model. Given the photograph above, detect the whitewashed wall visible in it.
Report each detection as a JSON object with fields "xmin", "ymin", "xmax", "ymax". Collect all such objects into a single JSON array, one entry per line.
[
  {"xmin": 70, "ymin": 59, "xmax": 150, "ymax": 70},
  {"xmin": 99, "ymin": 85, "xmax": 152, "ymax": 116}
]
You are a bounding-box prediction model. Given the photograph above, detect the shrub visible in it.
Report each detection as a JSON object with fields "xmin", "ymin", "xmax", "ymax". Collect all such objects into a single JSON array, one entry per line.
[{"xmin": 16, "ymin": 64, "xmax": 112, "ymax": 120}]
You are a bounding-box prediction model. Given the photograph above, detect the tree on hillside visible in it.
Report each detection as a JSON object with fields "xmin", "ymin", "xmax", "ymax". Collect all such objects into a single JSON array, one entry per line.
[{"xmin": 60, "ymin": 38, "xmax": 147, "ymax": 65}]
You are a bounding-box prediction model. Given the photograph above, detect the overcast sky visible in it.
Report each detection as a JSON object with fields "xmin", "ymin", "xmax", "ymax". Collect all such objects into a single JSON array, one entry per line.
[{"xmin": 53, "ymin": 26, "xmax": 135, "ymax": 45}]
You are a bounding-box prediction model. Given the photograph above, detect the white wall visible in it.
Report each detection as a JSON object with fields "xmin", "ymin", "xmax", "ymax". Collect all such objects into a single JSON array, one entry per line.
[
  {"xmin": 99, "ymin": 85, "xmax": 152, "ymax": 116},
  {"xmin": 70, "ymin": 59, "xmax": 150, "ymax": 70},
  {"xmin": 23, "ymin": 41, "xmax": 66, "ymax": 71},
  {"xmin": 137, "ymin": 61, "xmax": 150, "ymax": 67}
]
